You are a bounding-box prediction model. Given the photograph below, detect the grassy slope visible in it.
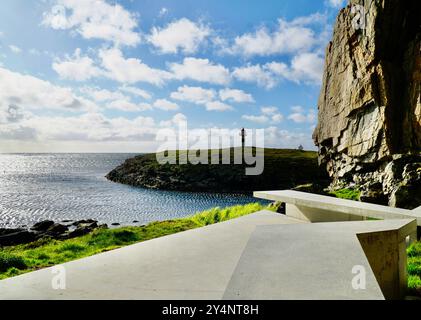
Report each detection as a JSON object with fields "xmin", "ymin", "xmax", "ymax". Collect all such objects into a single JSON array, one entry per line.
[
  {"xmin": 407, "ymin": 242, "xmax": 421, "ymax": 295},
  {"xmin": 106, "ymin": 148, "xmax": 328, "ymax": 192},
  {"xmin": 0, "ymin": 203, "xmax": 267, "ymax": 280}
]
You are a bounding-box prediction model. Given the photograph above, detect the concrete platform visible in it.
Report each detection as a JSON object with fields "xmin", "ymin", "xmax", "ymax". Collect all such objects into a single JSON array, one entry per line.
[
  {"xmin": 224, "ymin": 219, "xmax": 416, "ymax": 300},
  {"xmin": 254, "ymin": 190, "xmax": 421, "ymax": 225},
  {"xmin": 0, "ymin": 211, "xmax": 302, "ymax": 300},
  {"xmin": 0, "ymin": 211, "xmax": 415, "ymax": 300}
]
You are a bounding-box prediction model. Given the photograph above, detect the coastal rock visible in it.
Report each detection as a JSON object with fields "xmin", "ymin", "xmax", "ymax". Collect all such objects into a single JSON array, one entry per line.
[
  {"xmin": 313, "ymin": 0, "xmax": 421, "ymax": 208},
  {"xmin": 72, "ymin": 219, "xmax": 97, "ymax": 227},
  {"xmin": 31, "ymin": 220, "xmax": 54, "ymax": 232},
  {"xmin": 67, "ymin": 222, "xmax": 102, "ymax": 239},
  {"xmin": 0, "ymin": 229, "xmax": 36, "ymax": 246},
  {"xmin": 0, "ymin": 219, "xmax": 107, "ymax": 246},
  {"xmin": 44, "ymin": 223, "xmax": 68, "ymax": 237}
]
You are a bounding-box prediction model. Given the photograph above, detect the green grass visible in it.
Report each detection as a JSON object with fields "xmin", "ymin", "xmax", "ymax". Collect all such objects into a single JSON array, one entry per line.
[
  {"xmin": 329, "ymin": 188, "xmax": 360, "ymax": 201},
  {"xmin": 0, "ymin": 202, "xmax": 268, "ymax": 280},
  {"xmin": 407, "ymin": 241, "xmax": 421, "ymax": 296}
]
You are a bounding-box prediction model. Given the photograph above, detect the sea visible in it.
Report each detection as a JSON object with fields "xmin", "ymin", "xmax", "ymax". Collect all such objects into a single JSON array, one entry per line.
[{"xmin": 0, "ymin": 153, "xmax": 265, "ymax": 228}]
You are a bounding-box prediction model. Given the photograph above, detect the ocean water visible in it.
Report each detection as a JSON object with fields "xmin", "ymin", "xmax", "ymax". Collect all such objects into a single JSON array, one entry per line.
[{"xmin": 0, "ymin": 153, "xmax": 265, "ymax": 228}]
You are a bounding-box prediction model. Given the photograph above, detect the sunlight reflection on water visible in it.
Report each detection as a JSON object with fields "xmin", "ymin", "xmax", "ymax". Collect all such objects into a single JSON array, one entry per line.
[{"xmin": 0, "ymin": 153, "xmax": 265, "ymax": 228}]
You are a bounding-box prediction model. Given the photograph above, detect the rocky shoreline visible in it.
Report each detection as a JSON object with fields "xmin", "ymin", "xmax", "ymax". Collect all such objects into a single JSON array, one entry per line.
[{"xmin": 0, "ymin": 219, "xmax": 107, "ymax": 247}]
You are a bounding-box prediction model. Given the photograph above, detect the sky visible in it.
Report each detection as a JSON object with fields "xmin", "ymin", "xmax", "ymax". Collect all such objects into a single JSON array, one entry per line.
[{"xmin": 0, "ymin": 0, "xmax": 347, "ymax": 153}]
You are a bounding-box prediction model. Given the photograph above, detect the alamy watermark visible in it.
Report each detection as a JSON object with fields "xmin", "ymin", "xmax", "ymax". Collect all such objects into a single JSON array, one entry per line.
[
  {"xmin": 51, "ymin": 265, "xmax": 66, "ymax": 290},
  {"xmin": 351, "ymin": 5, "xmax": 366, "ymax": 30},
  {"xmin": 155, "ymin": 120, "xmax": 265, "ymax": 175},
  {"xmin": 351, "ymin": 265, "xmax": 366, "ymax": 290}
]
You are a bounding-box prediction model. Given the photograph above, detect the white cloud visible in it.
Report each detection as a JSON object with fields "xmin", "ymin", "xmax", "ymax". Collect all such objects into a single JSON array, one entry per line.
[
  {"xmin": 205, "ymin": 101, "xmax": 233, "ymax": 111},
  {"xmin": 158, "ymin": 7, "xmax": 169, "ymax": 17},
  {"xmin": 242, "ymin": 114, "xmax": 269, "ymax": 124},
  {"xmin": 106, "ymin": 99, "xmax": 152, "ymax": 112},
  {"xmin": 232, "ymin": 64, "xmax": 278, "ymax": 89},
  {"xmin": 53, "ymin": 48, "xmax": 103, "ymax": 81},
  {"xmin": 80, "ymin": 86, "xmax": 152, "ymax": 112},
  {"xmin": 169, "ymin": 57, "xmax": 230, "ymax": 85},
  {"xmin": 29, "ymin": 49, "xmax": 41, "ymax": 55},
  {"xmin": 148, "ymin": 18, "xmax": 210, "ymax": 54},
  {"xmin": 0, "ymin": 67, "xmax": 97, "ymax": 115},
  {"xmin": 81, "ymin": 87, "xmax": 125, "ymax": 102},
  {"xmin": 23, "ymin": 113, "xmax": 156, "ymax": 142},
  {"xmin": 42, "ymin": 0, "xmax": 140, "ymax": 46},
  {"xmin": 159, "ymin": 112, "xmax": 188, "ymax": 127},
  {"xmin": 225, "ymin": 14, "xmax": 326, "ymax": 57},
  {"xmin": 288, "ymin": 108, "xmax": 316, "ymax": 123},
  {"xmin": 153, "ymin": 99, "xmax": 179, "ymax": 111},
  {"xmin": 169, "ymin": 86, "xmax": 235, "ymax": 112},
  {"xmin": 9, "ymin": 45, "xmax": 22, "ymax": 54},
  {"xmin": 170, "ymin": 85, "xmax": 215, "ymax": 105},
  {"xmin": 265, "ymin": 126, "xmax": 315, "ymax": 150},
  {"xmin": 243, "ymin": 107, "xmax": 283, "ymax": 124},
  {"xmin": 268, "ymin": 52, "xmax": 324, "ymax": 84},
  {"xmin": 291, "ymin": 105, "xmax": 304, "ymax": 113},
  {"xmin": 219, "ymin": 88, "xmax": 254, "ymax": 103},
  {"xmin": 327, "ymin": 0, "xmax": 345, "ymax": 8},
  {"xmin": 99, "ymin": 48, "xmax": 171, "ymax": 86},
  {"xmin": 261, "ymin": 106, "xmax": 278, "ymax": 115},
  {"xmin": 288, "ymin": 113, "xmax": 307, "ymax": 123},
  {"xmin": 233, "ymin": 52, "xmax": 324, "ymax": 88},
  {"xmin": 271, "ymin": 113, "xmax": 284, "ymax": 123},
  {"xmin": 119, "ymin": 86, "xmax": 152, "ymax": 100}
]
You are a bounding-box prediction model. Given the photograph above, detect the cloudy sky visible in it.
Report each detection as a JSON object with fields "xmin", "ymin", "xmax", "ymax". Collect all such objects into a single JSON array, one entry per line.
[{"xmin": 0, "ymin": 0, "xmax": 346, "ymax": 153}]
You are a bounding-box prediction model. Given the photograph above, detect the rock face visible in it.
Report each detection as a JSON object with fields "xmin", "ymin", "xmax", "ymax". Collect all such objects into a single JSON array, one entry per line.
[{"xmin": 313, "ymin": 0, "xmax": 421, "ymax": 208}]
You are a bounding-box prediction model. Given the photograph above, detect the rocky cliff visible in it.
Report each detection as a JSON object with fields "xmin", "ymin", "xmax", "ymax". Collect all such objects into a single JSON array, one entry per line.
[{"xmin": 313, "ymin": 0, "xmax": 421, "ymax": 208}]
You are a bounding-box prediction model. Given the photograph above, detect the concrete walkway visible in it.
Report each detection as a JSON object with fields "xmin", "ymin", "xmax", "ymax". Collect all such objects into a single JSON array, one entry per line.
[
  {"xmin": 0, "ymin": 211, "xmax": 414, "ymax": 300},
  {"xmin": 0, "ymin": 211, "xmax": 301, "ymax": 300}
]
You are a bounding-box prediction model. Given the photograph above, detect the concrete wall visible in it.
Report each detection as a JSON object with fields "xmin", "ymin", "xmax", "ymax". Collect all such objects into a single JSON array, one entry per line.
[
  {"xmin": 357, "ymin": 230, "xmax": 408, "ymax": 300},
  {"xmin": 286, "ymin": 203, "xmax": 366, "ymax": 223}
]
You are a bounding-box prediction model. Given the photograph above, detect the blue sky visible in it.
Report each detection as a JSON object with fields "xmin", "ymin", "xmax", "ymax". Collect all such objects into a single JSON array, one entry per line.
[{"xmin": 0, "ymin": 0, "xmax": 346, "ymax": 153}]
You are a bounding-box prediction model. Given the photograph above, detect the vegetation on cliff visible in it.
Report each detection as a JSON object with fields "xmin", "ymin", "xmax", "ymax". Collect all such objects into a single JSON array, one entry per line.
[
  {"xmin": 106, "ymin": 148, "xmax": 328, "ymax": 193},
  {"xmin": 0, "ymin": 203, "xmax": 267, "ymax": 280}
]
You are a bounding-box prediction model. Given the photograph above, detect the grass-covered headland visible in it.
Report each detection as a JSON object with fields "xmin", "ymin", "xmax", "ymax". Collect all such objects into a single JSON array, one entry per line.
[
  {"xmin": 107, "ymin": 148, "xmax": 329, "ymax": 193},
  {"xmin": 0, "ymin": 203, "xmax": 268, "ymax": 280}
]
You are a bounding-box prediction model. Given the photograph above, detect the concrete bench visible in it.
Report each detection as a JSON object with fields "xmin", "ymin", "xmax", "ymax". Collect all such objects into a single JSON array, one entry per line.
[
  {"xmin": 224, "ymin": 218, "xmax": 417, "ymax": 300},
  {"xmin": 254, "ymin": 190, "xmax": 421, "ymax": 229}
]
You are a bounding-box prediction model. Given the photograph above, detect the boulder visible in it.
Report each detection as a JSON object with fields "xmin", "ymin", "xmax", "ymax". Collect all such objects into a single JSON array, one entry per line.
[
  {"xmin": 66, "ymin": 222, "xmax": 107, "ymax": 239},
  {"xmin": 72, "ymin": 219, "xmax": 97, "ymax": 227},
  {"xmin": 44, "ymin": 223, "xmax": 68, "ymax": 237},
  {"xmin": 0, "ymin": 230, "xmax": 36, "ymax": 246},
  {"xmin": 31, "ymin": 220, "xmax": 54, "ymax": 232}
]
